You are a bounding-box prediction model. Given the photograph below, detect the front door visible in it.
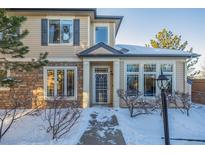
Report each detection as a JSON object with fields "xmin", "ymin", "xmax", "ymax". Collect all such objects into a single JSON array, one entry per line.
[{"xmin": 93, "ymin": 66, "xmax": 109, "ymax": 105}]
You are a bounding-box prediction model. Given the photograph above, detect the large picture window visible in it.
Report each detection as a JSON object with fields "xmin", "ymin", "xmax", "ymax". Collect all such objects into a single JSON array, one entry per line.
[
  {"xmin": 144, "ymin": 74, "xmax": 156, "ymax": 96},
  {"xmin": 144, "ymin": 64, "xmax": 156, "ymax": 96},
  {"xmin": 45, "ymin": 67, "xmax": 77, "ymax": 99},
  {"xmin": 125, "ymin": 63, "xmax": 174, "ymax": 97},
  {"xmin": 47, "ymin": 70, "xmax": 55, "ymax": 96},
  {"xmin": 49, "ymin": 20, "xmax": 73, "ymax": 44},
  {"xmin": 95, "ymin": 26, "xmax": 108, "ymax": 44},
  {"xmin": 127, "ymin": 75, "xmax": 139, "ymax": 91},
  {"xmin": 67, "ymin": 70, "xmax": 75, "ymax": 96},
  {"xmin": 126, "ymin": 64, "xmax": 139, "ymax": 94}
]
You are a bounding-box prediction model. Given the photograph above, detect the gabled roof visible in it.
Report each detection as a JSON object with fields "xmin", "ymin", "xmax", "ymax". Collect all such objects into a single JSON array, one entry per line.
[
  {"xmin": 7, "ymin": 8, "xmax": 123, "ymax": 36},
  {"xmin": 77, "ymin": 42, "xmax": 124, "ymax": 57},
  {"xmin": 78, "ymin": 43, "xmax": 200, "ymax": 58},
  {"xmin": 115, "ymin": 44, "xmax": 200, "ymax": 58}
]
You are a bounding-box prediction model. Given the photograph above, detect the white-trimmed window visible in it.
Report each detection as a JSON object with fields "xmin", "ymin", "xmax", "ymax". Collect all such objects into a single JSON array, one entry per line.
[
  {"xmin": 125, "ymin": 63, "xmax": 175, "ymax": 97},
  {"xmin": 49, "ymin": 20, "xmax": 73, "ymax": 44},
  {"xmin": 126, "ymin": 64, "xmax": 139, "ymax": 94},
  {"xmin": 44, "ymin": 67, "xmax": 77, "ymax": 99},
  {"xmin": 95, "ymin": 26, "xmax": 109, "ymax": 44},
  {"xmin": 161, "ymin": 64, "xmax": 173, "ymax": 94},
  {"xmin": 144, "ymin": 64, "xmax": 156, "ymax": 96}
]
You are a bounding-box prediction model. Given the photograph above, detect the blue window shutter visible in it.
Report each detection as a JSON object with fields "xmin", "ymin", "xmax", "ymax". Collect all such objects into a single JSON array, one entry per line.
[
  {"xmin": 41, "ymin": 19, "xmax": 48, "ymax": 46},
  {"xmin": 73, "ymin": 19, "xmax": 80, "ymax": 46}
]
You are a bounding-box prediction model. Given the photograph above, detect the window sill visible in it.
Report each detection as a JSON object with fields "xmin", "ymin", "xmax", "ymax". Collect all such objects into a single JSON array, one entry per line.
[
  {"xmin": 45, "ymin": 96, "xmax": 77, "ymax": 101},
  {"xmin": 0, "ymin": 87, "xmax": 10, "ymax": 91},
  {"xmin": 47, "ymin": 43, "xmax": 74, "ymax": 46}
]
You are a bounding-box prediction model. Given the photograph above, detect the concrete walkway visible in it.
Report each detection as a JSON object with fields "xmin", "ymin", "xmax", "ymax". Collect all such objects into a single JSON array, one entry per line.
[{"xmin": 78, "ymin": 112, "xmax": 126, "ymax": 145}]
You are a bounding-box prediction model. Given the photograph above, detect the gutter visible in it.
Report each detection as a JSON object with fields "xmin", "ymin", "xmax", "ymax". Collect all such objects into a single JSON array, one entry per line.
[{"xmin": 78, "ymin": 54, "xmax": 195, "ymax": 58}]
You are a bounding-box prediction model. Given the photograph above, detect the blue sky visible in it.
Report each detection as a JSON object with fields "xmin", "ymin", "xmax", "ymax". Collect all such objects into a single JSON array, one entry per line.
[{"xmin": 98, "ymin": 8, "xmax": 205, "ymax": 68}]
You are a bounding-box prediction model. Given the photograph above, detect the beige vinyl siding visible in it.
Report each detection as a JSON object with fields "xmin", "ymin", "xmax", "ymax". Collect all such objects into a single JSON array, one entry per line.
[
  {"xmin": 176, "ymin": 61, "xmax": 185, "ymax": 92},
  {"xmin": 90, "ymin": 23, "xmax": 94, "ymax": 46},
  {"xmin": 91, "ymin": 47, "xmax": 114, "ymax": 55},
  {"xmin": 109, "ymin": 23, "xmax": 115, "ymax": 47},
  {"xmin": 19, "ymin": 15, "xmax": 89, "ymax": 60}
]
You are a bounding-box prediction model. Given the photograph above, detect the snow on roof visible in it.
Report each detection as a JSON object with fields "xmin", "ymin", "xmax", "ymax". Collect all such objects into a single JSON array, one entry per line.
[{"xmin": 115, "ymin": 44, "xmax": 199, "ymax": 57}]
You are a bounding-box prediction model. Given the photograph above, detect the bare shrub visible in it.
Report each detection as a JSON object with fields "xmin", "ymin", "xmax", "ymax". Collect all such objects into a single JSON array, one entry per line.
[
  {"xmin": 117, "ymin": 89, "xmax": 159, "ymax": 117},
  {"xmin": 0, "ymin": 86, "xmax": 42, "ymax": 141},
  {"xmin": 154, "ymin": 91, "xmax": 192, "ymax": 116},
  {"xmin": 44, "ymin": 97, "xmax": 80, "ymax": 140},
  {"xmin": 166, "ymin": 91, "xmax": 192, "ymax": 116},
  {"xmin": 117, "ymin": 89, "xmax": 193, "ymax": 117}
]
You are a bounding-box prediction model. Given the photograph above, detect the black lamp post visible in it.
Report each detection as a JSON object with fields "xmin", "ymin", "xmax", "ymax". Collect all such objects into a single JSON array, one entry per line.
[{"xmin": 157, "ymin": 69, "xmax": 170, "ymax": 145}]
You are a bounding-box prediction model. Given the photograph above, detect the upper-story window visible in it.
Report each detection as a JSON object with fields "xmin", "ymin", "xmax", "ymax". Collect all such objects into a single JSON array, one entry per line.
[
  {"xmin": 49, "ymin": 20, "xmax": 73, "ymax": 44},
  {"xmin": 95, "ymin": 26, "xmax": 108, "ymax": 44}
]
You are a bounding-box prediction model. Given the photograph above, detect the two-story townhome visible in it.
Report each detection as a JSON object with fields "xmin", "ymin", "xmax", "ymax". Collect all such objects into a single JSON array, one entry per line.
[{"xmin": 0, "ymin": 8, "xmax": 198, "ymax": 108}]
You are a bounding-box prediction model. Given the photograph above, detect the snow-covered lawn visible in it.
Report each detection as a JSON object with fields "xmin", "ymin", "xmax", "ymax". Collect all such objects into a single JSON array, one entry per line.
[
  {"xmin": 1, "ymin": 105, "xmax": 205, "ymax": 145},
  {"xmin": 116, "ymin": 105, "xmax": 205, "ymax": 145}
]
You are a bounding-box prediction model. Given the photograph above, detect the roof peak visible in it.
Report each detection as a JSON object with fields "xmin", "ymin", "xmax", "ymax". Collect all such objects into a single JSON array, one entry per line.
[{"xmin": 78, "ymin": 42, "xmax": 123, "ymax": 57}]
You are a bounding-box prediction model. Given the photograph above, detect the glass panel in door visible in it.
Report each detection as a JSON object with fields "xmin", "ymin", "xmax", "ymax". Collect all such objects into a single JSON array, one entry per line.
[{"xmin": 95, "ymin": 73, "xmax": 108, "ymax": 103}]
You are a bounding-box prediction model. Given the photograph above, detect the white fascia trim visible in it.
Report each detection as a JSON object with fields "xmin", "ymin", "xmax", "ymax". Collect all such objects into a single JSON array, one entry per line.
[{"xmin": 43, "ymin": 66, "xmax": 78, "ymax": 100}]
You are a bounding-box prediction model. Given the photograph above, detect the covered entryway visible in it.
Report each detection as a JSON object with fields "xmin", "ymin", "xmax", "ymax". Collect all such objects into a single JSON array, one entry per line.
[
  {"xmin": 78, "ymin": 42, "xmax": 122, "ymax": 108},
  {"xmin": 82, "ymin": 59, "xmax": 120, "ymax": 108}
]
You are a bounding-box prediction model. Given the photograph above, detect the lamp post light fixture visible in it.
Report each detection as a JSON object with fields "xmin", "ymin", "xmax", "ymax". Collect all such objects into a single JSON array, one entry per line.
[{"xmin": 157, "ymin": 69, "xmax": 170, "ymax": 145}]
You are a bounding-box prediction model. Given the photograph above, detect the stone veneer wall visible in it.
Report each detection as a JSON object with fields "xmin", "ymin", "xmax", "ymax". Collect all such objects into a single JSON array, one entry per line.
[{"xmin": 0, "ymin": 62, "xmax": 83, "ymax": 109}]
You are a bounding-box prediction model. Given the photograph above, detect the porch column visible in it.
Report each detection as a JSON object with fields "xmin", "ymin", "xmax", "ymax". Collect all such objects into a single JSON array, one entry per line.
[
  {"xmin": 83, "ymin": 61, "xmax": 90, "ymax": 108},
  {"xmin": 113, "ymin": 60, "xmax": 120, "ymax": 108}
]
